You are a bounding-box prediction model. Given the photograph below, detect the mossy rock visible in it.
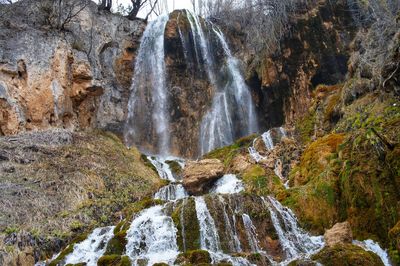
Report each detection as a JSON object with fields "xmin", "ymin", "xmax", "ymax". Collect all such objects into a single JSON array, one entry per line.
[
  {"xmin": 49, "ymin": 232, "xmax": 89, "ymax": 266},
  {"xmin": 97, "ymin": 255, "xmax": 131, "ymax": 266},
  {"xmin": 104, "ymin": 231, "xmax": 127, "ymax": 255},
  {"xmin": 171, "ymin": 198, "xmax": 201, "ymax": 251},
  {"xmin": 122, "ymin": 197, "xmax": 164, "ymax": 218},
  {"xmin": 140, "ymin": 154, "xmax": 158, "ymax": 174},
  {"xmin": 203, "ymin": 134, "xmax": 256, "ymax": 168},
  {"xmin": 242, "ymin": 165, "xmax": 286, "ymax": 197},
  {"xmin": 165, "ymin": 160, "xmax": 183, "ymax": 176},
  {"xmin": 152, "ymin": 263, "xmax": 169, "ymax": 266},
  {"xmin": 389, "ymin": 221, "xmax": 400, "ymax": 264},
  {"xmin": 312, "ymin": 244, "xmax": 384, "ymax": 266},
  {"xmin": 175, "ymin": 250, "xmax": 211, "ymax": 264}
]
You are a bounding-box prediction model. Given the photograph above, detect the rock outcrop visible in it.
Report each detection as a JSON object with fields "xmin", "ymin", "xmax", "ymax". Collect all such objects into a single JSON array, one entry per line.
[
  {"xmin": 182, "ymin": 159, "xmax": 224, "ymax": 195},
  {"xmin": 324, "ymin": 222, "xmax": 353, "ymax": 247},
  {"xmin": 0, "ymin": 1, "xmax": 145, "ymax": 136},
  {"xmin": 234, "ymin": 0, "xmax": 358, "ymax": 131}
]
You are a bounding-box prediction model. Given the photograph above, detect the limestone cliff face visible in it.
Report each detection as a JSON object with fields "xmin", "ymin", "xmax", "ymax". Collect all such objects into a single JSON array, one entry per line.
[
  {"xmin": 0, "ymin": 2, "xmax": 145, "ymax": 136},
  {"xmin": 237, "ymin": 0, "xmax": 357, "ymax": 130}
]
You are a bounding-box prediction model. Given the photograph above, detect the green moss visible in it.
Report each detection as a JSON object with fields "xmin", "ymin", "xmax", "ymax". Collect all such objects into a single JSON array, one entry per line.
[
  {"xmin": 175, "ymin": 250, "xmax": 211, "ymax": 265},
  {"xmin": 97, "ymin": 255, "xmax": 131, "ymax": 266},
  {"xmin": 171, "ymin": 198, "xmax": 200, "ymax": 251},
  {"xmin": 389, "ymin": 221, "xmax": 400, "ymax": 264},
  {"xmin": 49, "ymin": 232, "xmax": 89, "ymax": 266},
  {"xmin": 204, "ymin": 134, "xmax": 256, "ymax": 167},
  {"xmin": 140, "ymin": 154, "xmax": 158, "ymax": 174},
  {"xmin": 104, "ymin": 231, "xmax": 127, "ymax": 255},
  {"xmin": 295, "ymin": 111, "xmax": 316, "ymax": 144},
  {"xmin": 123, "ymin": 197, "xmax": 164, "ymax": 217},
  {"xmin": 165, "ymin": 160, "xmax": 182, "ymax": 176},
  {"xmin": 312, "ymin": 244, "xmax": 384, "ymax": 266}
]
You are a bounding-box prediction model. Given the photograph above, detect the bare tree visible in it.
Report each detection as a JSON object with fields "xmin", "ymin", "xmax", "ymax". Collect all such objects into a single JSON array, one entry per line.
[
  {"xmin": 33, "ymin": 0, "xmax": 90, "ymax": 30},
  {"xmin": 126, "ymin": 0, "xmax": 159, "ymax": 21},
  {"xmin": 99, "ymin": 0, "xmax": 112, "ymax": 11}
]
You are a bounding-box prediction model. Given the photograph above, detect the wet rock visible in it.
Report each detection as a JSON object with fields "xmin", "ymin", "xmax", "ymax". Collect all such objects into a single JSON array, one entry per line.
[
  {"xmin": 182, "ymin": 159, "xmax": 224, "ymax": 195},
  {"xmin": 312, "ymin": 243, "xmax": 384, "ymax": 266},
  {"xmin": 324, "ymin": 221, "xmax": 353, "ymax": 247}
]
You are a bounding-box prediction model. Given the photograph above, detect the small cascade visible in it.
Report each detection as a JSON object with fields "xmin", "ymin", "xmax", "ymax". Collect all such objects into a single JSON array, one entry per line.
[
  {"xmin": 242, "ymin": 214, "xmax": 261, "ymax": 253},
  {"xmin": 264, "ymin": 196, "xmax": 324, "ymax": 262},
  {"xmin": 248, "ymin": 138, "xmax": 266, "ymax": 162},
  {"xmin": 186, "ymin": 10, "xmax": 216, "ymax": 84},
  {"xmin": 125, "ymin": 205, "xmax": 179, "ymax": 265},
  {"xmin": 218, "ymin": 195, "xmax": 242, "ymax": 253},
  {"xmin": 180, "ymin": 198, "xmax": 188, "ymax": 252},
  {"xmin": 64, "ymin": 226, "xmax": 115, "ymax": 266},
  {"xmin": 147, "ymin": 156, "xmax": 184, "ymax": 182},
  {"xmin": 200, "ymin": 92, "xmax": 234, "ymax": 155},
  {"xmin": 124, "ymin": 15, "xmax": 170, "ymax": 155},
  {"xmin": 353, "ymin": 240, "xmax": 392, "ymax": 266},
  {"xmin": 210, "ymin": 174, "xmax": 244, "ymax": 194},
  {"xmin": 248, "ymin": 127, "xmax": 290, "ymax": 187},
  {"xmin": 154, "ymin": 183, "xmax": 188, "ymax": 201},
  {"xmin": 262, "ymin": 130, "xmax": 275, "ymax": 150},
  {"xmin": 195, "ymin": 196, "xmax": 222, "ymax": 252}
]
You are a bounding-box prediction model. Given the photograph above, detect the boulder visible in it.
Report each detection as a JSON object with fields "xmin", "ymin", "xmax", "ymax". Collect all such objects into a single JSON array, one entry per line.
[
  {"xmin": 324, "ymin": 221, "xmax": 353, "ymax": 247},
  {"xmin": 182, "ymin": 159, "xmax": 224, "ymax": 195}
]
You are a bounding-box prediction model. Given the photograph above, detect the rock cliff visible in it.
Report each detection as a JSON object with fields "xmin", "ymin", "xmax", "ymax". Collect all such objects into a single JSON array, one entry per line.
[{"xmin": 0, "ymin": 1, "xmax": 145, "ymax": 136}]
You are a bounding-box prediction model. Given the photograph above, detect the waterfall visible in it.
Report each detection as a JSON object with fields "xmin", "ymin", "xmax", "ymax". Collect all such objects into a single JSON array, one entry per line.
[
  {"xmin": 154, "ymin": 183, "xmax": 188, "ymax": 201},
  {"xmin": 194, "ymin": 196, "xmax": 222, "ymax": 252},
  {"xmin": 64, "ymin": 226, "xmax": 115, "ymax": 266},
  {"xmin": 218, "ymin": 195, "xmax": 242, "ymax": 253},
  {"xmin": 212, "ymin": 27, "xmax": 258, "ymax": 134},
  {"xmin": 263, "ymin": 196, "xmax": 324, "ymax": 262},
  {"xmin": 186, "ymin": 10, "xmax": 217, "ymax": 84},
  {"xmin": 198, "ymin": 24, "xmax": 259, "ymax": 154},
  {"xmin": 242, "ymin": 214, "xmax": 261, "ymax": 253},
  {"xmin": 210, "ymin": 174, "xmax": 244, "ymax": 194},
  {"xmin": 146, "ymin": 155, "xmax": 185, "ymax": 182},
  {"xmin": 125, "ymin": 205, "xmax": 179, "ymax": 265},
  {"xmin": 124, "ymin": 15, "xmax": 170, "ymax": 155},
  {"xmin": 262, "ymin": 130, "xmax": 275, "ymax": 150},
  {"xmin": 180, "ymin": 198, "xmax": 188, "ymax": 252},
  {"xmin": 353, "ymin": 240, "xmax": 392, "ymax": 266},
  {"xmin": 248, "ymin": 137, "xmax": 265, "ymax": 162}
]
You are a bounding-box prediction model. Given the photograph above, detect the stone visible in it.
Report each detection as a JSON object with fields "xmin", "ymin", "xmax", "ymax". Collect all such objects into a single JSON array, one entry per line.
[
  {"xmin": 182, "ymin": 159, "xmax": 224, "ymax": 195},
  {"xmin": 324, "ymin": 221, "xmax": 353, "ymax": 247},
  {"xmin": 0, "ymin": 1, "xmax": 146, "ymax": 136}
]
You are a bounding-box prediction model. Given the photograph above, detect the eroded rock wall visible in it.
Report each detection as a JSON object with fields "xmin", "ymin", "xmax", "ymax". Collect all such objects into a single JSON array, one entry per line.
[{"xmin": 0, "ymin": 1, "xmax": 145, "ymax": 136}]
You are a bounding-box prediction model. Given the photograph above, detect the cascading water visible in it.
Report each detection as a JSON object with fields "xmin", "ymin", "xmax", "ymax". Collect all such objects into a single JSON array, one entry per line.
[
  {"xmin": 353, "ymin": 240, "xmax": 392, "ymax": 266},
  {"xmin": 124, "ymin": 9, "xmax": 258, "ymax": 157},
  {"xmin": 198, "ymin": 19, "xmax": 259, "ymax": 155},
  {"xmin": 154, "ymin": 183, "xmax": 188, "ymax": 201},
  {"xmin": 195, "ymin": 196, "xmax": 222, "ymax": 252},
  {"xmin": 212, "ymin": 27, "xmax": 258, "ymax": 133},
  {"xmin": 218, "ymin": 195, "xmax": 242, "ymax": 253},
  {"xmin": 125, "ymin": 205, "xmax": 179, "ymax": 265},
  {"xmin": 63, "ymin": 226, "xmax": 115, "ymax": 266},
  {"xmin": 263, "ymin": 196, "xmax": 324, "ymax": 262},
  {"xmin": 242, "ymin": 214, "xmax": 261, "ymax": 253},
  {"xmin": 124, "ymin": 15, "xmax": 170, "ymax": 155},
  {"xmin": 210, "ymin": 174, "xmax": 244, "ymax": 194}
]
